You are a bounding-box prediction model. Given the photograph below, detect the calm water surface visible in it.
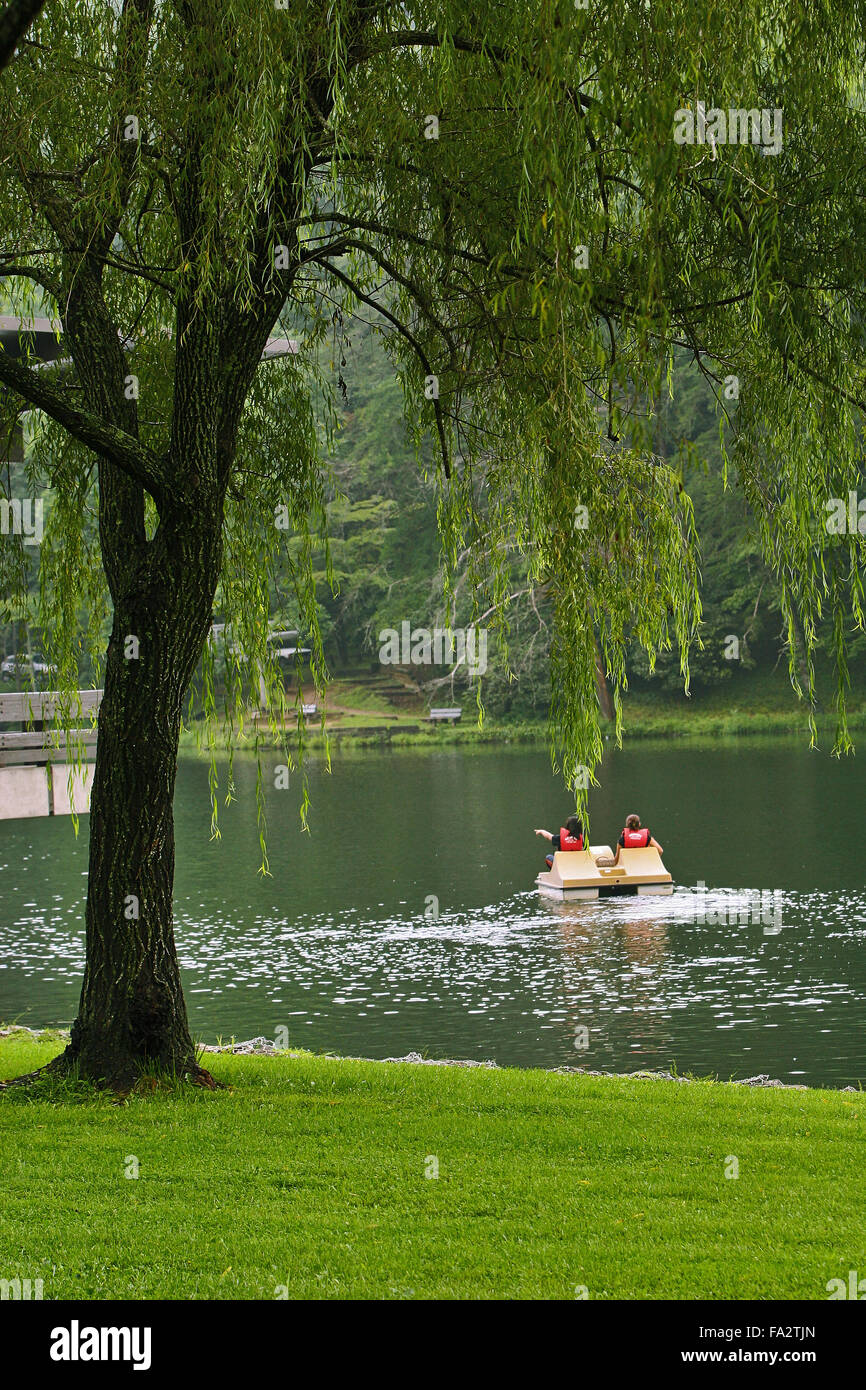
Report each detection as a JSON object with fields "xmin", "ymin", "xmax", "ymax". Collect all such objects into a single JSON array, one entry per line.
[{"xmin": 2, "ymin": 739, "xmax": 865, "ymax": 1086}]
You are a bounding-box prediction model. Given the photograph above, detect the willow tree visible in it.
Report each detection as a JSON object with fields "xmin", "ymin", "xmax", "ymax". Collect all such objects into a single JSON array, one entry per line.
[
  {"xmin": 0, "ymin": 0, "xmax": 46, "ymax": 72},
  {"xmin": 1, "ymin": 1, "xmax": 864, "ymax": 1085}
]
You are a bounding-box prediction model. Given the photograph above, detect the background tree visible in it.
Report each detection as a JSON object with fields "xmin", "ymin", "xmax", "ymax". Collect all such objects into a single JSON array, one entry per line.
[
  {"xmin": 0, "ymin": 0, "xmax": 46, "ymax": 72},
  {"xmin": 0, "ymin": 0, "xmax": 864, "ymax": 1085}
]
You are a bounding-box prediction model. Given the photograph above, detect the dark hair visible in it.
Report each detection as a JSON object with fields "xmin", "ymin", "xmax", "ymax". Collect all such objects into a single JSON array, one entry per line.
[
  {"xmin": 625, "ymin": 814, "xmax": 641, "ymax": 830},
  {"xmin": 565, "ymin": 815, "xmax": 583, "ymax": 837}
]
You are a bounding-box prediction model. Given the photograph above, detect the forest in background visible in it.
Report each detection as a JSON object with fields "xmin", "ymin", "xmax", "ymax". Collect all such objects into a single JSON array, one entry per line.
[
  {"xmin": 263, "ymin": 313, "xmax": 866, "ymax": 718},
  {"xmin": 2, "ymin": 301, "xmax": 864, "ymax": 719}
]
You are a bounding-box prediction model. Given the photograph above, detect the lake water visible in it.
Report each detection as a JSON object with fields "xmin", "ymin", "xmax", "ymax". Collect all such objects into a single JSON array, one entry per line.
[{"xmin": 1, "ymin": 738, "xmax": 865, "ymax": 1086}]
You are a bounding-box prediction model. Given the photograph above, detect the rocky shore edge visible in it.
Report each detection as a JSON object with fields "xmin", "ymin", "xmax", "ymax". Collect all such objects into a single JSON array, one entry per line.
[
  {"xmin": 199, "ymin": 1039, "xmax": 860, "ymax": 1091},
  {"xmin": 2, "ymin": 1027, "xmax": 860, "ymax": 1092}
]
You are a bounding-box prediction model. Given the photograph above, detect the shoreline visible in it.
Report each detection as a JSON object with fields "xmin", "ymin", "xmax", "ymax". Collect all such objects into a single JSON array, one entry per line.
[
  {"xmin": 196, "ymin": 1039, "xmax": 864, "ymax": 1094},
  {"xmin": 3, "ymin": 1027, "xmax": 860, "ymax": 1095},
  {"xmin": 179, "ymin": 710, "xmax": 866, "ymax": 754}
]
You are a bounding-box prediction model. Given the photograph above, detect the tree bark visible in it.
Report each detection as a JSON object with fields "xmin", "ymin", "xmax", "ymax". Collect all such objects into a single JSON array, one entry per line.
[
  {"xmin": 62, "ymin": 502, "xmax": 223, "ymax": 1087},
  {"xmin": 0, "ymin": 0, "xmax": 46, "ymax": 73}
]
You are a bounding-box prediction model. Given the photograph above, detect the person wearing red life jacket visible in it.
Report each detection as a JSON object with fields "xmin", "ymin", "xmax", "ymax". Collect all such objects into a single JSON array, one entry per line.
[
  {"xmin": 613, "ymin": 813, "xmax": 663, "ymax": 864},
  {"xmin": 535, "ymin": 815, "xmax": 584, "ymax": 868}
]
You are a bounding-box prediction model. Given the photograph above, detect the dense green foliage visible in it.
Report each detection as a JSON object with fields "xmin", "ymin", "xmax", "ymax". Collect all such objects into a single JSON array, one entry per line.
[
  {"xmin": 257, "ymin": 319, "xmax": 866, "ymax": 717},
  {"xmin": 0, "ymin": 0, "xmax": 863, "ymax": 1093},
  {"xmin": 2, "ymin": 1, "xmax": 865, "ymax": 822},
  {"xmin": 5, "ymin": 305, "xmax": 866, "ymax": 724}
]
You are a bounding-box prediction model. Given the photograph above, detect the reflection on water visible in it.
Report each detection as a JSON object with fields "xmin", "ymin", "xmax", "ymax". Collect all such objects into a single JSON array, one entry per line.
[
  {"xmin": 3, "ymin": 880, "xmax": 864, "ymax": 1086},
  {"xmin": 1, "ymin": 742, "xmax": 865, "ymax": 1086}
]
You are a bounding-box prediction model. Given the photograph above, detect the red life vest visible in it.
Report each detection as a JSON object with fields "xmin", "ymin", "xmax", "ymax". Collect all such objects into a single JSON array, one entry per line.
[
  {"xmin": 621, "ymin": 826, "xmax": 650, "ymax": 848},
  {"xmin": 559, "ymin": 827, "xmax": 584, "ymax": 852}
]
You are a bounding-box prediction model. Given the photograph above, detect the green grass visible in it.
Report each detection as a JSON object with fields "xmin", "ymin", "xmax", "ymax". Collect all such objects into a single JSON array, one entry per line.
[
  {"xmin": 324, "ymin": 712, "xmax": 413, "ymax": 728},
  {"xmin": 331, "ymin": 681, "xmax": 419, "ymax": 716},
  {"xmin": 1, "ymin": 1031, "xmax": 863, "ymax": 1300},
  {"xmin": 179, "ymin": 664, "xmax": 866, "ymax": 754}
]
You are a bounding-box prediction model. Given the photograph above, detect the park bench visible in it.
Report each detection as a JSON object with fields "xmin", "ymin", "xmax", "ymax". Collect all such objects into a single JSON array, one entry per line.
[
  {"xmin": 428, "ymin": 707, "xmax": 462, "ymax": 723},
  {"xmin": 0, "ymin": 689, "xmax": 102, "ymax": 818}
]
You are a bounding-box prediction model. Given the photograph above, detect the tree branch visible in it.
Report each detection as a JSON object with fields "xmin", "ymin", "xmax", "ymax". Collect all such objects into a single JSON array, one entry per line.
[
  {"xmin": 318, "ymin": 236, "xmax": 458, "ymax": 356},
  {"xmin": 318, "ymin": 258, "xmax": 452, "ymax": 479},
  {"xmin": 0, "ymin": 0, "xmax": 46, "ymax": 72},
  {"xmin": 0, "ymin": 347, "xmax": 171, "ymax": 501},
  {"xmin": 0, "ymin": 260, "xmax": 62, "ymax": 298},
  {"xmin": 297, "ymin": 209, "xmax": 491, "ymax": 268}
]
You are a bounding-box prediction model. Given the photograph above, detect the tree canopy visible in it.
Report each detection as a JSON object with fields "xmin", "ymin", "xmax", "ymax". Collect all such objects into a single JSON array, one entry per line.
[
  {"xmin": 2, "ymin": 2, "xmax": 865, "ymax": 792},
  {"xmin": 1, "ymin": 0, "xmax": 865, "ymax": 1080}
]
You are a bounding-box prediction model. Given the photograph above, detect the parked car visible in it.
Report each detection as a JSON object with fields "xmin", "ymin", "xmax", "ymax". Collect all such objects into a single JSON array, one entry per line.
[{"xmin": 0, "ymin": 653, "xmax": 58, "ymax": 684}]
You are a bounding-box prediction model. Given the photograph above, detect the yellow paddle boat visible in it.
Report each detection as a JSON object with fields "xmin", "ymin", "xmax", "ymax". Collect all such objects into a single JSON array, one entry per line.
[{"xmin": 537, "ymin": 843, "xmax": 673, "ymax": 901}]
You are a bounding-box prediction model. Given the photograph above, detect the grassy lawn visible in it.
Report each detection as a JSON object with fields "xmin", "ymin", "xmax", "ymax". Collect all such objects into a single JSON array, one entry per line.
[
  {"xmin": 178, "ymin": 664, "xmax": 866, "ymax": 753},
  {"xmin": 1, "ymin": 1031, "xmax": 863, "ymax": 1300},
  {"xmin": 324, "ymin": 712, "xmax": 415, "ymax": 728}
]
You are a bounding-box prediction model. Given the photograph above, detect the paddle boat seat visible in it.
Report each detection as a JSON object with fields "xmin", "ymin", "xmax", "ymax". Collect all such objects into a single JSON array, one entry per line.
[{"xmin": 537, "ymin": 843, "xmax": 673, "ymax": 900}]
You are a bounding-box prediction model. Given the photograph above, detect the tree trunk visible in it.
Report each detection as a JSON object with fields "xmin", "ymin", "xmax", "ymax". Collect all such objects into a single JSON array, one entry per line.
[{"xmin": 62, "ymin": 507, "xmax": 222, "ymax": 1087}]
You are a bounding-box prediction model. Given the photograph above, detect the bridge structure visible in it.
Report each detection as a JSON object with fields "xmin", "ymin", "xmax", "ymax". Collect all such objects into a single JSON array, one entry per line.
[{"xmin": 0, "ymin": 689, "xmax": 101, "ymax": 818}]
